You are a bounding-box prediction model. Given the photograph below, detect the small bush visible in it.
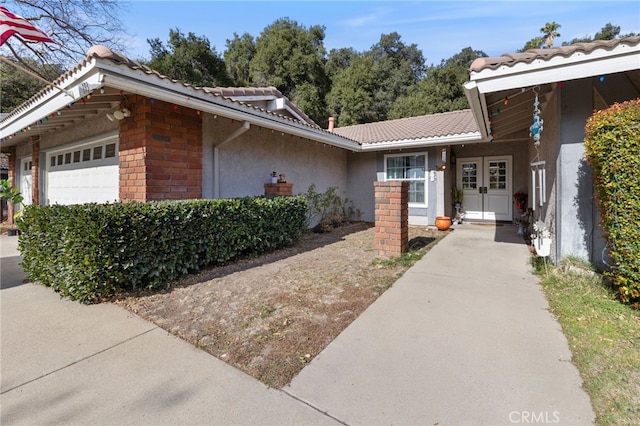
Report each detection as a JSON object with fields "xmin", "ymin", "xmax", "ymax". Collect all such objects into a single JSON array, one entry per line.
[
  {"xmin": 584, "ymin": 98, "xmax": 640, "ymax": 308},
  {"xmin": 304, "ymin": 184, "xmax": 357, "ymax": 232},
  {"xmin": 17, "ymin": 196, "xmax": 307, "ymax": 303}
]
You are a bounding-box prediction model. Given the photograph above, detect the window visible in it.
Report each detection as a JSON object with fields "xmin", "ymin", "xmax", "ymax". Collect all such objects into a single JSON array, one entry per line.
[
  {"xmin": 48, "ymin": 139, "xmax": 118, "ymax": 170},
  {"xmin": 385, "ymin": 153, "xmax": 428, "ymax": 205},
  {"xmin": 488, "ymin": 161, "xmax": 507, "ymax": 189},
  {"xmin": 105, "ymin": 143, "xmax": 116, "ymax": 158},
  {"xmin": 461, "ymin": 163, "xmax": 477, "ymax": 190}
]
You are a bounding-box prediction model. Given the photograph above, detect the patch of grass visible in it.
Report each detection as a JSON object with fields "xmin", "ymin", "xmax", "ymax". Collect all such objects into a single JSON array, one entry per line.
[
  {"xmin": 535, "ymin": 257, "xmax": 640, "ymax": 425},
  {"xmin": 371, "ymin": 235, "xmax": 441, "ymax": 268}
]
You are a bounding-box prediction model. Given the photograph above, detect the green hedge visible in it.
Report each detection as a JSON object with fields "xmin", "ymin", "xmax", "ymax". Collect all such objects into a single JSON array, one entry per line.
[
  {"xmin": 584, "ymin": 98, "xmax": 640, "ymax": 308},
  {"xmin": 17, "ymin": 196, "xmax": 307, "ymax": 303}
]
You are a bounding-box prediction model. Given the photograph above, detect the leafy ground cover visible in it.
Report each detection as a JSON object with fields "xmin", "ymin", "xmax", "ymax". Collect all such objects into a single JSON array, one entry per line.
[
  {"xmin": 535, "ymin": 257, "xmax": 640, "ymax": 425},
  {"xmin": 115, "ymin": 222, "xmax": 447, "ymax": 388}
]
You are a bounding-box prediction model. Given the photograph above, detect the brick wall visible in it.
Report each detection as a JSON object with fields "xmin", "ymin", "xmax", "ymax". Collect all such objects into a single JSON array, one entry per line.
[
  {"xmin": 374, "ymin": 181, "xmax": 409, "ymax": 257},
  {"xmin": 119, "ymin": 96, "xmax": 203, "ymax": 201}
]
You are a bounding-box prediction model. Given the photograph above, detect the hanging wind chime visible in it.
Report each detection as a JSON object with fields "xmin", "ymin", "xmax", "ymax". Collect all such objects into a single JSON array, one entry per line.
[{"xmin": 530, "ymin": 87, "xmax": 546, "ymax": 209}]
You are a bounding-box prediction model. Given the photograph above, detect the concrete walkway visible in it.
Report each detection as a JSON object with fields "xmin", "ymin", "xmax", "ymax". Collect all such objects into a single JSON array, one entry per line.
[
  {"xmin": 0, "ymin": 225, "xmax": 594, "ymax": 425},
  {"xmin": 287, "ymin": 224, "xmax": 595, "ymax": 425}
]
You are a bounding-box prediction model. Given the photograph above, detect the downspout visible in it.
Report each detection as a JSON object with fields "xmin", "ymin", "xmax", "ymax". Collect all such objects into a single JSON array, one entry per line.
[{"xmin": 213, "ymin": 121, "xmax": 250, "ymax": 199}]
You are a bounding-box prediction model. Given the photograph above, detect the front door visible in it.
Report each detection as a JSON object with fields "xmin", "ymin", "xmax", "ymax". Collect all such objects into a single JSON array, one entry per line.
[{"xmin": 457, "ymin": 155, "xmax": 512, "ymax": 221}]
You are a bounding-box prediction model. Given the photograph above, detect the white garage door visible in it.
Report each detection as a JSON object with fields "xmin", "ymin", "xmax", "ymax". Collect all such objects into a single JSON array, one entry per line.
[{"xmin": 46, "ymin": 138, "xmax": 119, "ymax": 205}]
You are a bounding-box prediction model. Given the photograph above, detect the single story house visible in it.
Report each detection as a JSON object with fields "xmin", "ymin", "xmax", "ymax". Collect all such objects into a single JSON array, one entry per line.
[{"xmin": 1, "ymin": 37, "xmax": 639, "ymax": 268}]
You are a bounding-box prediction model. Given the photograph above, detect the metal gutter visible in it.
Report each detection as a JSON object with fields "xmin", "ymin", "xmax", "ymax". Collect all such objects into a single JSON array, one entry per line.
[{"xmin": 359, "ymin": 132, "xmax": 483, "ymax": 151}]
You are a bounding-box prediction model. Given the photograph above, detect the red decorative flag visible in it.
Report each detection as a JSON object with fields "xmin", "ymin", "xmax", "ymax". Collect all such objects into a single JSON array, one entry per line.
[{"xmin": 0, "ymin": 6, "xmax": 54, "ymax": 46}]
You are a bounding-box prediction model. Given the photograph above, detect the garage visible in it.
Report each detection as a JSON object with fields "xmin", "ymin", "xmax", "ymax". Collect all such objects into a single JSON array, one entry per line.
[{"xmin": 45, "ymin": 135, "xmax": 119, "ymax": 205}]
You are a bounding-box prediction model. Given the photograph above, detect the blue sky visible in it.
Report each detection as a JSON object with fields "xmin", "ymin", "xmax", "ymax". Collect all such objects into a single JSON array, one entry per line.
[{"xmin": 121, "ymin": 1, "xmax": 640, "ymax": 64}]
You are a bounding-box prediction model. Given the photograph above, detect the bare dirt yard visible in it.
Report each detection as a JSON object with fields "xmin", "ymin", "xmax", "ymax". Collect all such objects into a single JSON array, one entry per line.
[{"xmin": 115, "ymin": 222, "xmax": 447, "ymax": 388}]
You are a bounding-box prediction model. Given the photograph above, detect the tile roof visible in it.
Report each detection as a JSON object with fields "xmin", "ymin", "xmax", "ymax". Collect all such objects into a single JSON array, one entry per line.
[
  {"xmin": 204, "ymin": 86, "xmax": 316, "ymax": 126},
  {"xmin": 332, "ymin": 109, "xmax": 479, "ymax": 144},
  {"xmin": 470, "ymin": 36, "xmax": 640, "ymax": 73},
  {"xmin": 2, "ymin": 46, "xmax": 364, "ymax": 149},
  {"xmin": 87, "ymin": 46, "xmax": 320, "ymax": 127},
  {"xmin": 0, "ymin": 46, "xmax": 319, "ymax": 131}
]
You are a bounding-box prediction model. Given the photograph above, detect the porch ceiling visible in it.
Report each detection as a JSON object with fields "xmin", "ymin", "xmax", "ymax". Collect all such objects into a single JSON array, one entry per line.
[
  {"xmin": 485, "ymin": 69, "xmax": 640, "ymax": 142},
  {"xmin": 483, "ymin": 83, "xmax": 553, "ymax": 142},
  {"xmin": 1, "ymin": 86, "xmax": 126, "ymax": 148}
]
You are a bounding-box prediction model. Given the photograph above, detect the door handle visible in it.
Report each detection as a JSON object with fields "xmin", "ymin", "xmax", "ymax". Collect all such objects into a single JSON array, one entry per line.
[{"xmin": 478, "ymin": 187, "xmax": 487, "ymax": 194}]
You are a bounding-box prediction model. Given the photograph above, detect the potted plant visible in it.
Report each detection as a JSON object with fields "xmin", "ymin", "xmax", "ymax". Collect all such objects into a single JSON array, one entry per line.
[
  {"xmin": 0, "ymin": 179, "xmax": 24, "ymax": 236},
  {"xmin": 531, "ymin": 220, "xmax": 552, "ymax": 257},
  {"xmin": 451, "ymin": 187, "xmax": 464, "ymax": 219},
  {"xmin": 513, "ymin": 192, "xmax": 527, "ymax": 212},
  {"xmin": 451, "ymin": 187, "xmax": 463, "ymax": 208},
  {"xmin": 270, "ymin": 171, "xmax": 278, "ymax": 184}
]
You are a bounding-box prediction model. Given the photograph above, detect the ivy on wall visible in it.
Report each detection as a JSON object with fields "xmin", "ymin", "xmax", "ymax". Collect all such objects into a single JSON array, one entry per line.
[{"xmin": 584, "ymin": 98, "xmax": 640, "ymax": 308}]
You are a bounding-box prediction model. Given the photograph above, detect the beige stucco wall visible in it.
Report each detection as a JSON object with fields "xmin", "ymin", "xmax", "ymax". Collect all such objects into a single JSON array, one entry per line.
[
  {"xmin": 346, "ymin": 151, "xmax": 377, "ymax": 222},
  {"xmin": 202, "ymin": 114, "xmax": 348, "ymax": 200}
]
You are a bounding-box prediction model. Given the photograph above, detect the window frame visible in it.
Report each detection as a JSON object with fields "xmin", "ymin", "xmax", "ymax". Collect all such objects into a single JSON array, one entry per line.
[{"xmin": 383, "ymin": 152, "xmax": 429, "ymax": 208}]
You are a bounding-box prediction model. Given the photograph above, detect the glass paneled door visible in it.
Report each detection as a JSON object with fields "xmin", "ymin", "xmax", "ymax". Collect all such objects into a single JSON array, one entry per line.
[{"xmin": 457, "ymin": 156, "xmax": 512, "ymax": 221}]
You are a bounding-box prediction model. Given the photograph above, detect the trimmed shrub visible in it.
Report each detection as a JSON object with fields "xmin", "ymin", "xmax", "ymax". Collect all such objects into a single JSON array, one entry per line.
[
  {"xmin": 17, "ymin": 196, "xmax": 307, "ymax": 303},
  {"xmin": 584, "ymin": 98, "xmax": 640, "ymax": 308}
]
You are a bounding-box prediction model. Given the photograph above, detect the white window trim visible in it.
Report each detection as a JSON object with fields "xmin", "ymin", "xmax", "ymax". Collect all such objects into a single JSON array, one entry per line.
[{"xmin": 383, "ymin": 152, "xmax": 429, "ymax": 208}]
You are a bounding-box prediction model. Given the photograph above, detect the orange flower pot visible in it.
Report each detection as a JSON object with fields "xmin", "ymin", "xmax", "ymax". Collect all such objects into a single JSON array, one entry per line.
[{"xmin": 435, "ymin": 216, "xmax": 452, "ymax": 231}]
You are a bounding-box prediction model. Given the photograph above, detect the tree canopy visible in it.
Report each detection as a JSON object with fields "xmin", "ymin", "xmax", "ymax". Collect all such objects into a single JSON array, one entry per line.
[
  {"xmin": 389, "ymin": 47, "xmax": 487, "ymax": 119},
  {"xmin": 248, "ymin": 18, "xmax": 330, "ymax": 124},
  {"xmin": 145, "ymin": 28, "xmax": 232, "ymax": 87},
  {"xmin": 2, "ymin": 9, "xmax": 635, "ymax": 126}
]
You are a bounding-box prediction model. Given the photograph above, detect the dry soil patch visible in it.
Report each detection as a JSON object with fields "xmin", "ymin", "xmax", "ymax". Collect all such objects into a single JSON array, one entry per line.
[{"xmin": 115, "ymin": 222, "xmax": 447, "ymax": 388}]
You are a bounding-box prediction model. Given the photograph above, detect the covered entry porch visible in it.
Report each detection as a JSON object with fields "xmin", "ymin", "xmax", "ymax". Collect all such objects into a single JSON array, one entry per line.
[{"xmin": 449, "ymin": 139, "xmax": 530, "ymax": 223}]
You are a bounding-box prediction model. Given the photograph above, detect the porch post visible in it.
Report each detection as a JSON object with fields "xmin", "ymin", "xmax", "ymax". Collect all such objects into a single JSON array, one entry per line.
[{"xmin": 374, "ymin": 181, "xmax": 409, "ymax": 257}]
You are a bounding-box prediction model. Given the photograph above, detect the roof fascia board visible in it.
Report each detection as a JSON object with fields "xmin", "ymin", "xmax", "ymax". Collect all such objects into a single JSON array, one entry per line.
[
  {"xmin": 103, "ymin": 73, "xmax": 361, "ymax": 151},
  {"xmin": 471, "ymin": 46, "xmax": 640, "ymax": 94},
  {"xmin": 0, "ymin": 69, "xmax": 104, "ymax": 140},
  {"xmin": 359, "ymin": 132, "xmax": 483, "ymax": 151},
  {"xmin": 463, "ymin": 81, "xmax": 491, "ymax": 141},
  {"xmin": 229, "ymin": 95, "xmax": 277, "ymax": 102}
]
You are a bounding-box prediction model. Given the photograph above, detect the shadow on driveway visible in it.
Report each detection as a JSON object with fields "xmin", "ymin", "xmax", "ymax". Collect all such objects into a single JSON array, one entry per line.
[{"xmin": 1, "ymin": 255, "xmax": 28, "ymax": 289}]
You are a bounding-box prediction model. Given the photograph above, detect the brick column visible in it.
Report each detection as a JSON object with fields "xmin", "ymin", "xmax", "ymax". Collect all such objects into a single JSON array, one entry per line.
[
  {"xmin": 374, "ymin": 181, "xmax": 409, "ymax": 257},
  {"xmin": 31, "ymin": 136, "xmax": 40, "ymax": 205},
  {"xmin": 119, "ymin": 96, "xmax": 203, "ymax": 201},
  {"xmin": 264, "ymin": 183, "xmax": 293, "ymax": 197}
]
